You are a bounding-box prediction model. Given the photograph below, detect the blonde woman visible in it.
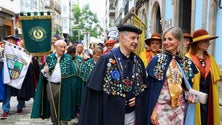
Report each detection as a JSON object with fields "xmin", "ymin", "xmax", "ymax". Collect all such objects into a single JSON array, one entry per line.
[{"xmin": 146, "ymin": 27, "xmax": 198, "ymax": 125}]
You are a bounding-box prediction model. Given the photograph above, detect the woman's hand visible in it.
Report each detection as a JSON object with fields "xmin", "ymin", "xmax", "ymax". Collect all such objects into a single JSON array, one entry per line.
[
  {"xmin": 187, "ymin": 94, "xmax": 198, "ymax": 103},
  {"xmin": 151, "ymin": 108, "xmax": 158, "ymax": 125}
]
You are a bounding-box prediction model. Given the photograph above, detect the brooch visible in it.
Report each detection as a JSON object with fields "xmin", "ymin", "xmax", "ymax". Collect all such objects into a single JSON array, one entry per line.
[{"xmin": 111, "ymin": 70, "xmax": 120, "ymax": 80}]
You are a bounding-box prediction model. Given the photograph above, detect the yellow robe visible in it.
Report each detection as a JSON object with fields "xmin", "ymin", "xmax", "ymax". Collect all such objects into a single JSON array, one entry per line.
[
  {"xmin": 139, "ymin": 50, "xmax": 155, "ymax": 68},
  {"xmin": 139, "ymin": 50, "xmax": 148, "ymax": 67},
  {"xmin": 186, "ymin": 53, "xmax": 221, "ymax": 125}
]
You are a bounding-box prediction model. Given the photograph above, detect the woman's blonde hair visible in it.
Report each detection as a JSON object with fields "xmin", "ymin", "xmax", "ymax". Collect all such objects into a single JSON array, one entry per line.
[{"xmin": 162, "ymin": 27, "xmax": 186, "ymax": 58}]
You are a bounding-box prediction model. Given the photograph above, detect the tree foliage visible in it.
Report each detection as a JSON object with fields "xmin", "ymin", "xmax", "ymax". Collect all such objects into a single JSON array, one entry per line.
[{"xmin": 71, "ymin": 4, "xmax": 102, "ymax": 42}]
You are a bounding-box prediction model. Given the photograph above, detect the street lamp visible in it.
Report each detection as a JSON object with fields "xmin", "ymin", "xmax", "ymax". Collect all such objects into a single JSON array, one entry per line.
[
  {"xmin": 78, "ymin": 30, "xmax": 81, "ymax": 42},
  {"xmin": 82, "ymin": 31, "xmax": 90, "ymax": 49}
]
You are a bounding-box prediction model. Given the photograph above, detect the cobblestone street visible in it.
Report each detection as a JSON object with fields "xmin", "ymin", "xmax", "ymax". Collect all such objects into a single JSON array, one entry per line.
[
  {"xmin": 0, "ymin": 97, "xmax": 52, "ymax": 125},
  {"xmin": 0, "ymin": 97, "xmax": 221, "ymax": 125},
  {"xmin": 0, "ymin": 97, "xmax": 77, "ymax": 125}
]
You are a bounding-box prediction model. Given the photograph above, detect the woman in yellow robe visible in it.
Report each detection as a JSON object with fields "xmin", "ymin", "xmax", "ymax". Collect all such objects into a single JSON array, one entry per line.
[
  {"xmin": 139, "ymin": 33, "xmax": 162, "ymax": 67},
  {"xmin": 186, "ymin": 29, "xmax": 221, "ymax": 125}
]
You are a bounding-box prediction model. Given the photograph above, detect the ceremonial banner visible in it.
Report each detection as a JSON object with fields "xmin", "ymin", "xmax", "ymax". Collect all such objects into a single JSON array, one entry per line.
[
  {"xmin": 4, "ymin": 42, "xmax": 32, "ymax": 89},
  {"xmin": 133, "ymin": 14, "xmax": 146, "ymax": 55},
  {"xmin": 20, "ymin": 14, "xmax": 52, "ymax": 55}
]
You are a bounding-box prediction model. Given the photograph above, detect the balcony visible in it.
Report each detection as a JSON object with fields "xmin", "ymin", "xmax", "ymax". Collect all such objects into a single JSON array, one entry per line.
[
  {"xmin": 109, "ymin": 5, "xmax": 115, "ymax": 16},
  {"xmin": 44, "ymin": 0, "xmax": 61, "ymax": 13},
  {"xmin": 54, "ymin": 2, "xmax": 61, "ymax": 13},
  {"xmin": 44, "ymin": 0, "xmax": 53, "ymax": 8}
]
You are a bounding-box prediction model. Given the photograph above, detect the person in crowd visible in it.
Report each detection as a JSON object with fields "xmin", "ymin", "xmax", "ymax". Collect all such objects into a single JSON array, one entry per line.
[
  {"xmin": 17, "ymin": 39, "xmax": 35, "ymax": 107},
  {"xmin": 31, "ymin": 56, "xmax": 40, "ymax": 88},
  {"xmin": 139, "ymin": 33, "xmax": 162, "ymax": 67},
  {"xmin": 78, "ymin": 25, "xmax": 148, "ymax": 125},
  {"xmin": 0, "ymin": 35, "xmax": 35, "ymax": 119},
  {"xmin": 0, "ymin": 36, "xmax": 23, "ymax": 117},
  {"xmin": 79, "ymin": 46, "xmax": 103, "ymax": 103},
  {"xmin": 0, "ymin": 38, "xmax": 4, "ymax": 63},
  {"xmin": 19, "ymin": 40, "xmax": 40, "ymax": 89},
  {"xmin": 96, "ymin": 42, "xmax": 104, "ymax": 49},
  {"xmin": 88, "ymin": 43, "xmax": 95, "ymax": 58},
  {"xmin": 51, "ymin": 31, "xmax": 60, "ymax": 53},
  {"xmin": 67, "ymin": 45, "xmax": 84, "ymax": 118},
  {"xmin": 31, "ymin": 40, "xmax": 79, "ymax": 125},
  {"xmin": 183, "ymin": 33, "xmax": 193, "ymax": 52},
  {"xmin": 186, "ymin": 29, "xmax": 221, "ymax": 125},
  {"xmin": 75, "ymin": 43, "xmax": 90, "ymax": 61},
  {"xmin": 113, "ymin": 37, "xmax": 120, "ymax": 48},
  {"xmin": 0, "ymin": 38, "xmax": 4, "ymax": 102},
  {"xmin": 0, "ymin": 39, "xmax": 5, "ymax": 53},
  {"xmin": 146, "ymin": 27, "xmax": 198, "ymax": 125},
  {"xmin": 67, "ymin": 45, "xmax": 84, "ymax": 65},
  {"xmin": 103, "ymin": 38, "xmax": 115, "ymax": 54}
]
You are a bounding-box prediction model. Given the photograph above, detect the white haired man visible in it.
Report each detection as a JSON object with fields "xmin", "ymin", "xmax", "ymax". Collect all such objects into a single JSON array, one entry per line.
[{"xmin": 31, "ymin": 40, "xmax": 79, "ymax": 125}]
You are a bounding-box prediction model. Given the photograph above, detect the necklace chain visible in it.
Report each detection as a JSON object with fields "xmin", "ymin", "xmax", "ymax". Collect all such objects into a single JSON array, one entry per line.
[
  {"xmin": 197, "ymin": 55, "xmax": 206, "ymax": 67},
  {"xmin": 117, "ymin": 56, "xmax": 136, "ymax": 79}
]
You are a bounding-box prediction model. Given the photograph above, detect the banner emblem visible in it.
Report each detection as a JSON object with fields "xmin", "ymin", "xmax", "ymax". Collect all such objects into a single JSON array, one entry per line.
[
  {"xmin": 6, "ymin": 54, "xmax": 27, "ymax": 79},
  {"xmin": 29, "ymin": 26, "xmax": 46, "ymax": 41}
]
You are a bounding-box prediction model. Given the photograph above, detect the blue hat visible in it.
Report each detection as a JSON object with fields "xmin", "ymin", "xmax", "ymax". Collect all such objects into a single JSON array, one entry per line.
[
  {"xmin": 4, "ymin": 35, "xmax": 20, "ymax": 41},
  {"xmin": 97, "ymin": 43, "xmax": 104, "ymax": 48},
  {"xmin": 117, "ymin": 25, "xmax": 142, "ymax": 34},
  {"xmin": 76, "ymin": 42, "xmax": 83, "ymax": 45},
  {"xmin": 53, "ymin": 30, "xmax": 60, "ymax": 39}
]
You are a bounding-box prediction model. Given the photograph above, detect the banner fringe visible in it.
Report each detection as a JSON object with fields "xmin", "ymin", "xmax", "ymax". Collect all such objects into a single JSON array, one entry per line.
[{"xmin": 20, "ymin": 16, "xmax": 52, "ymax": 20}]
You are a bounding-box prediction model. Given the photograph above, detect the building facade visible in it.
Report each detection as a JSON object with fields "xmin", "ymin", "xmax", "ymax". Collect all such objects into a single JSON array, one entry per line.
[
  {"xmin": 0, "ymin": 0, "xmax": 20, "ymax": 38},
  {"xmin": 106, "ymin": 0, "xmax": 222, "ymax": 121},
  {"xmin": 106, "ymin": 0, "xmax": 222, "ymax": 66},
  {"xmin": 44, "ymin": 0, "xmax": 62, "ymax": 34},
  {"xmin": 1, "ymin": 0, "xmax": 75, "ymax": 42}
]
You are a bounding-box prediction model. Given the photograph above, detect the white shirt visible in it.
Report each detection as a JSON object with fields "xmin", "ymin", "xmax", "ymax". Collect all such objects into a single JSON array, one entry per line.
[{"xmin": 42, "ymin": 54, "xmax": 61, "ymax": 83}]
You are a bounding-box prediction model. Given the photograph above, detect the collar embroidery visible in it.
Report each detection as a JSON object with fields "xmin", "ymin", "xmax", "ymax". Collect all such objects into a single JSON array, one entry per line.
[
  {"xmin": 153, "ymin": 53, "xmax": 194, "ymax": 81},
  {"xmin": 103, "ymin": 57, "xmax": 146, "ymax": 98},
  {"xmin": 47, "ymin": 54, "xmax": 74, "ymax": 77}
]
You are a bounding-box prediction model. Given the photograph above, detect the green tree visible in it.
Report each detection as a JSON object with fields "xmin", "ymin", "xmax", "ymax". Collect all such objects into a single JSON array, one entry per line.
[{"xmin": 71, "ymin": 4, "xmax": 102, "ymax": 42}]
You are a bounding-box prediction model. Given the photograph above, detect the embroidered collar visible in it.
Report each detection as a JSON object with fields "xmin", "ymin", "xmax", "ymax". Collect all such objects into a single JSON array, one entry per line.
[
  {"xmin": 102, "ymin": 48, "xmax": 147, "ymax": 97},
  {"xmin": 151, "ymin": 52, "xmax": 194, "ymax": 81}
]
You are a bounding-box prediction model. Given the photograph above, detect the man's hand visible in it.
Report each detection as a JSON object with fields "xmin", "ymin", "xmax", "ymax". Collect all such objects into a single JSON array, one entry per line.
[
  {"xmin": 128, "ymin": 97, "xmax": 135, "ymax": 107},
  {"xmin": 43, "ymin": 65, "xmax": 49, "ymax": 74}
]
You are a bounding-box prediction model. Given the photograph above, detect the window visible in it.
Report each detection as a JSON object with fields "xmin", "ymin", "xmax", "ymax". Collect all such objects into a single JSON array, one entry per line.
[{"xmin": 63, "ymin": 19, "xmax": 68, "ymax": 28}]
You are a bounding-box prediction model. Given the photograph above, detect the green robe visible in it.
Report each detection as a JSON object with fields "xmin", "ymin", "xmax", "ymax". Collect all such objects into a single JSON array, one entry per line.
[
  {"xmin": 31, "ymin": 53, "xmax": 78, "ymax": 122},
  {"xmin": 72, "ymin": 56, "xmax": 84, "ymax": 105},
  {"xmin": 79, "ymin": 58, "xmax": 95, "ymax": 104}
]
